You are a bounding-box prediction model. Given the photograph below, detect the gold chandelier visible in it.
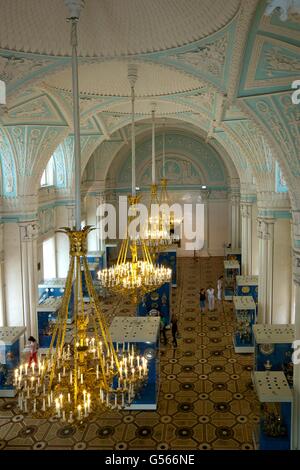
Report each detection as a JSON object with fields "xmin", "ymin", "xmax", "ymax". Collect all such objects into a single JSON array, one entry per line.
[
  {"xmin": 98, "ymin": 196, "xmax": 171, "ymax": 303},
  {"xmin": 98, "ymin": 67, "xmax": 171, "ymax": 303},
  {"xmin": 143, "ymin": 106, "xmax": 173, "ymax": 253},
  {"xmin": 15, "ymin": 227, "xmax": 148, "ymax": 422}
]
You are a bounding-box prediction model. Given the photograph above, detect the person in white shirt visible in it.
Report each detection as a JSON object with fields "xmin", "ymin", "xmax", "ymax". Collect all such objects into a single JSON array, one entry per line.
[
  {"xmin": 217, "ymin": 276, "xmax": 223, "ymax": 302},
  {"xmin": 207, "ymin": 286, "xmax": 215, "ymax": 311}
]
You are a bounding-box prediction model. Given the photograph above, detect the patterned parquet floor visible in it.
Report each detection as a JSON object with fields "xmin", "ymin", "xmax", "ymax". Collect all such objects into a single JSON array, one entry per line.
[{"xmin": 0, "ymin": 257, "xmax": 260, "ymax": 450}]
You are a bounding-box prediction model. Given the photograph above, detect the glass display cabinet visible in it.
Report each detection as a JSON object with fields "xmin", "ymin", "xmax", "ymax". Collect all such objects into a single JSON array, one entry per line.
[
  {"xmin": 110, "ymin": 316, "xmax": 160, "ymax": 410},
  {"xmin": 37, "ymin": 278, "xmax": 74, "ymax": 351},
  {"xmin": 137, "ymin": 282, "xmax": 172, "ymax": 326},
  {"xmin": 233, "ymin": 295, "xmax": 256, "ymax": 353},
  {"xmin": 0, "ymin": 327, "xmax": 26, "ymax": 397},
  {"xmin": 224, "ymin": 260, "xmax": 240, "ymax": 300},
  {"xmin": 253, "ymin": 371, "xmax": 293, "ymax": 450},
  {"xmin": 224, "ymin": 247, "xmax": 242, "ymax": 266},
  {"xmin": 253, "ymin": 324, "xmax": 295, "ymax": 387},
  {"xmin": 236, "ymin": 275, "xmax": 258, "ymax": 304}
]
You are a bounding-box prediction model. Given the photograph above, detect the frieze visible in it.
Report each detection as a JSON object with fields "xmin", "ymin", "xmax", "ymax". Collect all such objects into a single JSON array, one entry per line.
[{"xmin": 169, "ymin": 35, "xmax": 227, "ymax": 78}]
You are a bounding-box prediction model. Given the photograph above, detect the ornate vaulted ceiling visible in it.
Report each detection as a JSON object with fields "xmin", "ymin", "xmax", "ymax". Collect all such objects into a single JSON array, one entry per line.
[{"xmin": 0, "ymin": 0, "xmax": 299, "ymax": 210}]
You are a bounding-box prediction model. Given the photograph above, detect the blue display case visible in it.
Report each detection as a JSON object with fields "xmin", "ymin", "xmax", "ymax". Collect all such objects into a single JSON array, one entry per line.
[
  {"xmin": 137, "ymin": 282, "xmax": 171, "ymax": 326},
  {"xmin": 110, "ymin": 316, "xmax": 160, "ymax": 410},
  {"xmin": 233, "ymin": 296, "xmax": 256, "ymax": 353},
  {"xmin": 105, "ymin": 244, "xmax": 117, "ymax": 268},
  {"xmin": 236, "ymin": 275, "xmax": 258, "ymax": 304},
  {"xmin": 0, "ymin": 327, "xmax": 26, "ymax": 397},
  {"xmin": 157, "ymin": 249, "xmax": 177, "ymax": 287},
  {"xmin": 37, "ymin": 297, "xmax": 62, "ymax": 349},
  {"xmin": 224, "ymin": 260, "xmax": 240, "ymax": 300},
  {"xmin": 253, "ymin": 324, "xmax": 294, "ymax": 387},
  {"xmin": 37, "ymin": 278, "xmax": 74, "ymax": 350},
  {"xmin": 253, "ymin": 371, "xmax": 293, "ymax": 450}
]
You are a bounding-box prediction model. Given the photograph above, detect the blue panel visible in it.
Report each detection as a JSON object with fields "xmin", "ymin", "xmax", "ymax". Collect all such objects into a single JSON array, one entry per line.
[
  {"xmin": 137, "ymin": 283, "xmax": 171, "ymax": 325},
  {"xmin": 255, "ymin": 342, "xmax": 293, "ymax": 382},
  {"xmin": 38, "ymin": 311, "xmax": 58, "ymax": 348},
  {"xmin": 259, "ymin": 402, "xmax": 291, "ymax": 450},
  {"xmin": 236, "ymin": 284, "xmax": 258, "ymax": 304},
  {"xmin": 0, "ymin": 340, "xmax": 20, "ymax": 391}
]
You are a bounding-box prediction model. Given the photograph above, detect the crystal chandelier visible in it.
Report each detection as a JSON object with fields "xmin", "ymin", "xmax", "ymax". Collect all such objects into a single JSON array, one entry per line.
[
  {"xmin": 98, "ymin": 66, "xmax": 172, "ymax": 303},
  {"xmin": 15, "ymin": 227, "xmax": 148, "ymax": 421},
  {"xmin": 159, "ymin": 127, "xmax": 181, "ymax": 244},
  {"xmin": 143, "ymin": 105, "xmax": 171, "ymax": 252}
]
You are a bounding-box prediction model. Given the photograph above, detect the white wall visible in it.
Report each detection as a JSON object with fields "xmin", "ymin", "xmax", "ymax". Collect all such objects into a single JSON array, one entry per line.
[
  {"xmin": 55, "ymin": 206, "xmax": 70, "ymax": 278},
  {"xmin": 252, "ymin": 203, "xmax": 259, "ymax": 275},
  {"xmin": 3, "ymin": 223, "xmax": 24, "ymax": 326},
  {"xmin": 208, "ymin": 200, "xmax": 229, "ymax": 257}
]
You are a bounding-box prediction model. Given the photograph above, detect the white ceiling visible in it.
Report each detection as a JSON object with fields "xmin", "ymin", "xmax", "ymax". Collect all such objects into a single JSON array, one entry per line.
[
  {"xmin": 0, "ymin": 0, "xmax": 241, "ymax": 57},
  {"xmin": 46, "ymin": 60, "xmax": 205, "ymax": 97}
]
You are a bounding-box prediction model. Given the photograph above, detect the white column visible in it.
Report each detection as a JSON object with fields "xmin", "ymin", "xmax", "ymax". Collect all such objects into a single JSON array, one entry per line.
[
  {"xmin": 96, "ymin": 192, "xmax": 106, "ymax": 252},
  {"xmin": 241, "ymin": 202, "xmax": 252, "ymax": 275},
  {"xmin": 292, "ymin": 249, "xmax": 300, "ymax": 449},
  {"xmin": 19, "ymin": 221, "xmax": 39, "ymax": 338},
  {"xmin": 257, "ymin": 218, "xmax": 275, "ymax": 324},
  {"xmin": 230, "ymin": 192, "xmax": 240, "ymax": 249},
  {"xmin": 199, "ymin": 190, "xmax": 210, "ymax": 257}
]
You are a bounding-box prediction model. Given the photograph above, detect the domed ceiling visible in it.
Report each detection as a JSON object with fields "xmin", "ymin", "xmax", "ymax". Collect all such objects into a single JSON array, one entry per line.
[{"xmin": 0, "ymin": 0, "xmax": 241, "ymax": 57}]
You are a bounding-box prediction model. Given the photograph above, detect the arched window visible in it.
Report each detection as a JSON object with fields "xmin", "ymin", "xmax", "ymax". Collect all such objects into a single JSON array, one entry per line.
[{"xmin": 40, "ymin": 156, "xmax": 54, "ymax": 187}]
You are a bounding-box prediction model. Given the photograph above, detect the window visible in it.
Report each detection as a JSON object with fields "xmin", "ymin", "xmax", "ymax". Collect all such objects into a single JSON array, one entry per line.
[
  {"xmin": 43, "ymin": 237, "xmax": 56, "ymax": 279},
  {"xmin": 40, "ymin": 156, "xmax": 54, "ymax": 187}
]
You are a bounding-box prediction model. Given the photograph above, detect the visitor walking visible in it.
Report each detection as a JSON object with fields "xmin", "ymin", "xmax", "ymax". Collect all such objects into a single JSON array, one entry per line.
[
  {"xmin": 199, "ymin": 288, "xmax": 206, "ymax": 313},
  {"xmin": 207, "ymin": 286, "xmax": 215, "ymax": 311},
  {"xmin": 28, "ymin": 336, "xmax": 38, "ymax": 366},
  {"xmin": 160, "ymin": 313, "xmax": 168, "ymax": 345},
  {"xmin": 171, "ymin": 316, "xmax": 178, "ymax": 348},
  {"xmin": 217, "ymin": 276, "xmax": 223, "ymax": 302}
]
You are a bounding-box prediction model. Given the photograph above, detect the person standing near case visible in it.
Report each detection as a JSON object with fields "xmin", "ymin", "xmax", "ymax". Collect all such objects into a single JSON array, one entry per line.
[
  {"xmin": 171, "ymin": 316, "xmax": 178, "ymax": 348},
  {"xmin": 207, "ymin": 286, "xmax": 215, "ymax": 311},
  {"xmin": 217, "ymin": 276, "xmax": 223, "ymax": 302},
  {"xmin": 199, "ymin": 288, "xmax": 206, "ymax": 313}
]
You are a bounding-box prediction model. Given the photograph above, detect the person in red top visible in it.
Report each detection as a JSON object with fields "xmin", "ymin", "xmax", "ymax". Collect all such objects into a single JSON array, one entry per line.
[{"xmin": 28, "ymin": 336, "xmax": 38, "ymax": 366}]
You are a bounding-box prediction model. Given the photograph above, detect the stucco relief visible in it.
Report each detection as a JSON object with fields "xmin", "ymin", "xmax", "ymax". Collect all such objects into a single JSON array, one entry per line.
[
  {"xmin": 19, "ymin": 221, "xmax": 39, "ymax": 241},
  {"xmin": 0, "ymin": 56, "xmax": 52, "ymax": 85},
  {"xmin": 0, "ymin": 128, "xmax": 16, "ymax": 196},
  {"xmin": 169, "ymin": 35, "xmax": 227, "ymax": 78},
  {"xmin": 38, "ymin": 207, "xmax": 55, "ymax": 235}
]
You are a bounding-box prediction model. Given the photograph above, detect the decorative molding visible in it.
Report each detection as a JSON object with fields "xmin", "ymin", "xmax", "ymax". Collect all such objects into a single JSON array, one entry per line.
[
  {"xmin": 19, "ymin": 220, "xmax": 39, "ymax": 241},
  {"xmin": 169, "ymin": 35, "xmax": 228, "ymax": 79}
]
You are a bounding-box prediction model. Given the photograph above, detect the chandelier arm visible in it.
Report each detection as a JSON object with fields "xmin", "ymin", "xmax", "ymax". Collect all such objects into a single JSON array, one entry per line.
[
  {"xmin": 131, "ymin": 84, "xmax": 136, "ymax": 197},
  {"xmin": 48, "ymin": 255, "xmax": 75, "ymax": 388},
  {"xmin": 151, "ymin": 105, "xmax": 156, "ymax": 185},
  {"xmin": 83, "ymin": 258, "xmax": 121, "ymax": 376},
  {"xmin": 89, "ymin": 310, "xmax": 109, "ymax": 391},
  {"xmin": 82, "ymin": 257, "xmax": 111, "ymax": 352},
  {"xmin": 162, "ymin": 125, "xmax": 166, "ymax": 178}
]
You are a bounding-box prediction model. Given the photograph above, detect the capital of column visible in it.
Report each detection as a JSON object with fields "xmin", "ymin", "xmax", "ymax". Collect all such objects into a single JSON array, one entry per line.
[
  {"xmin": 293, "ymin": 249, "xmax": 300, "ymax": 286},
  {"xmin": 257, "ymin": 217, "xmax": 275, "ymax": 241},
  {"xmin": 241, "ymin": 202, "xmax": 252, "ymax": 219},
  {"xmin": 19, "ymin": 220, "xmax": 39, "ymax": 242}
]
